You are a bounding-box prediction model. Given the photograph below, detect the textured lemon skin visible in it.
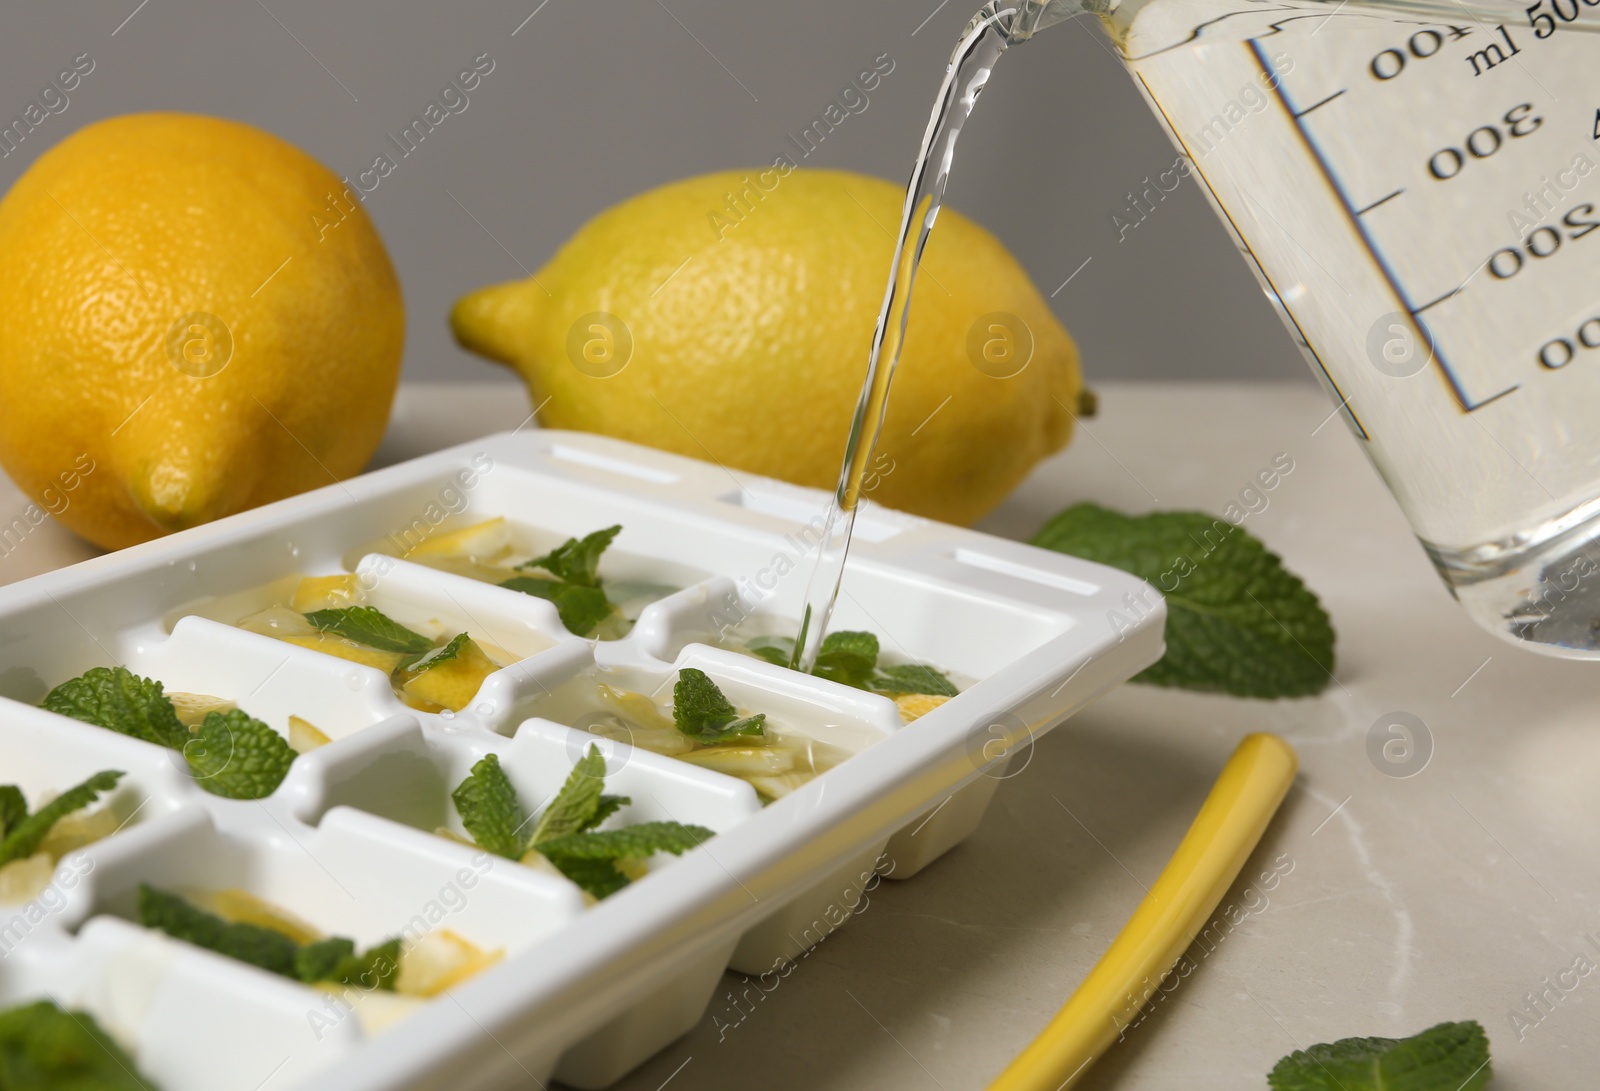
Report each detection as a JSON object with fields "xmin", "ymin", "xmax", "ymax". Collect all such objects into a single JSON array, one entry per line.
[
  {"xmin": 451, "ymin": 168, "xmax": 1080, "ymax": 526},
  {"xmin": 0, "ymin": 112, "xmax": 404, "ymax": 549}
]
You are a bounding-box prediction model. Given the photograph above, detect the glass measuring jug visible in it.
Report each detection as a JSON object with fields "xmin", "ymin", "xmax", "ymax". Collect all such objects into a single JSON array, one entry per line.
[{"xmin": 1007, "ymin": 0, "xmax": 1600, "ymax": 656}]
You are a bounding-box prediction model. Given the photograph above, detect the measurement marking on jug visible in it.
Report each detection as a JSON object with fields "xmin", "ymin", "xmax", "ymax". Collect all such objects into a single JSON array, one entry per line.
[
  {"xmin": 1356, "ymin": 189, "xmax": 1404, "ymax": 215},
  {"xmin": 1135, "ymin": 69, "xmax": 1369, "ymax": 441},
  {"xmin": 1249, "ymin": 39, "xmax": 1520, "ymax": 414},
  {"xmin": 1293, "ymin": 88, "xmax": 1345, "ymax": 117},
  {"xmin": 1413, "ymin": 287, "xmax": 1462, "ymax": 315}
]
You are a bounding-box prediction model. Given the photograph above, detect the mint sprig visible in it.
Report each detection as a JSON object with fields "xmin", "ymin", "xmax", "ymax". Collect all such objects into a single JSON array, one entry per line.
[
  {"xmin": 137, "ymin": 883, "xmax": 299, "ymax": 978},
  {"xmin": 1032, "ymin": 502, "xmax": 1335, "ymax": 699},
  {"xmin": 1269, "ymin": 1020, "xmax": 1491, "ymax": 1090},
  {"xmin": 0, "ymin": 1000, "xmax": 156, "ymax": 1091},
  {"xmin": 500, "ymin": 577, "xmax": 614, "ymax": 637},
  {"xmin": 744, "ymin": 632, "xmax": 959, "ymax": 700},
  {"xmin": 304, "ymin": 606, "xmax": 432, "ymax": 654},
  {"xmin": 41, "ymin": 667, "xmax": 296, "ymax": 800},
  {"xmin": 519, "ymin": 525, "xmax": 621, "ymax": 587},
  {"xmin": 875, "ymin": 663, "xmax": 959, "ymax": 697},
  {"xmin": 450, "ymin": 743, "xmax": 711, "ymax": 899},
  {"xmin": 0, "ymin": 770, "xmax": 124, "ymax": 867},
  {"xmin": 498, "ymin": 524, "xmax": 623, "ymax": 636},
  {"xmin": 812, "ymin": 630, "xmax": 879, "ymax": 689},
  {"xmin": 137, "ymin": 884, "xmax": 399, "ymax": 990},
  {"xmin": 672, "ymin": 668, "xmax": 766, "ymax": 743}
]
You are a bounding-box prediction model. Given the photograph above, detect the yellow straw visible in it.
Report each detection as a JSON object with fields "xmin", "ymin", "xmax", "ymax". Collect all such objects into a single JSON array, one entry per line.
[{"xmin": 986, "ymin": 732, "xmax": 1298, "ymax": 1091}]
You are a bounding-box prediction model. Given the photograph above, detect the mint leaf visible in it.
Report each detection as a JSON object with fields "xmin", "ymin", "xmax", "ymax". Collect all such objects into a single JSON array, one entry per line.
[
  {"xmin": 140, "ymin": 884, "xmax": 395, "ymax": 992},
  {"xmin": 672, "ymin": 668, "xmax": 766, "ymax": 743},
  {"xmin": 42, "ymin": 666, "xmax": 189, "ymax": 749},
  {"xmin": 0, "ymin": 787, "xmax": 27, "ymax": 841},
  {"xmin": 812, "ymin": 630, "xmax": 879, "ymax": 689},
  {"xmin": 538, "ymin": 822, "xmax": 713, "ymax": 860},
  {"xmin": 0, "ymin": 770, "xmax": 123, "ymax": 867},
  {"xmin": 1269, "ymin": 1020, "xmax": 1490, "ymax": 1090},
  {"xmin": 693, "ymin": 715, "xmax": 767, "ymax": 745},
  {"xmin": 752, "ymin": 631, "xmax": 956, "ymax": 699},
  {"xmin": 530, "ymin": 744, "xmax": 607, "ymax": 845},
  {"xmin": 329, "ymin": 937, "xmax": 400, "ymax": 992},
  {"xmin": 406, "ymin": 632, "xmax": 470, "ymax": 673},
  {"xmin": 519, "ymin": 525, "xmax": 621, "ymax": 587},
  {"xmin": 872, "ymin": 663, "xmax": 959, "ymax": 697},
  {"xmin": 499, "ymin": 577, "xmax": 614, "ymax": 636},
  {"xmin": 543, "ymin": 854, "xmax": 631, "ymax": 900},
  {"xmin": 295, "ymin": 937, "xmax": 356, "ymax": 984},
  {"xmin": 0, "ymin": 1000, "xmax": 155, "ymax": 1091},
  {"xmin": 745, "ymin": 636, "xmax": 793, "ymax": 667},
  {"xmin": 185, "ymin": 710, "xmax": 296, "ymax": 800},
  {"xmin": 586, "ymin": 794, "xmax": 630, "ymax": 832},
  {"xmin": 42, "ymin": 669, "xmax": 295, "ymax": 797},
  {"xmin": 539, "ymin": 823, "xmax": 713, "ymax": 899},
  {"xmin": 138, "ymin": 883, "xmax": 299, "ymax": 978},
  {"xmin": 451, "ymin": 753, "xmax": 530, "ymax": 860},
  {"xmin": 1032, "ymin": 503, "xmax": 1335, "ymax": 699},
  {"xmin": 304, "ymin": 606, "xmax": 432, "ymax": 654}
]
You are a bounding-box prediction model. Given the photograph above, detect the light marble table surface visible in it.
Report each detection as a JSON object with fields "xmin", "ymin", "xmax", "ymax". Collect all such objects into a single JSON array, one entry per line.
[{"xmin": 4, "ymin": 380, "xmax": 1591, "ymax": 1089}]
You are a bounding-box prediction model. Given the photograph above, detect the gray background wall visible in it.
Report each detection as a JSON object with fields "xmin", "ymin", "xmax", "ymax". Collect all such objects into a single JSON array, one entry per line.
[{"xmin": 2, "ymin": 0, "xmax": 1311, "ymax": 385}]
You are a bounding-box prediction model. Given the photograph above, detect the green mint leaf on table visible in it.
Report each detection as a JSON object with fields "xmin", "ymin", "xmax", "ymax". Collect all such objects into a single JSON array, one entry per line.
[
  {"xmin": 185, "ymin": 710, "xmax": 296, "ymax": 800},
  {"xmin": 672, "ymin": 667, "xmax": 766, "ymax": 743},
  {"xmin": 519, "ymin": 525, "xmax": 621, "ymax": 587},
  {"xmin": 404, "ymin": 632, "xmax": 470, "ymax": 673},
  {"xmin": 873, "ymin": 663, "xmax": 959, "ymax": 698},
  {"xmin": 1031, "ymin": 503, "xmax": 1335, "ymax": 699},
  {"xmin": 1268, "ymin": 1020, "xmax": 1491, "ymax": 1091},
  {"xmin": 138, "ymin": 884, "xmax": 298, "ymax": 978},
  {"xmin": 0, "ymin": 770, "xmax": 123, "ymax": 867},
  {"xmin": 529, "ymin": 744, "xmax": 608, "ymax": 846},
  {"xmin": 0, "ymin": 1000, "xmax": 157, "ymax": 1091},
  {"xmin": 451, "ymin": 753, "xmax": 530, "ymax": 860},
  {"xmin": 537, "ymin": 821, "xmax": 713, "ymax": 860},
  {"xmin": 499, "ymin": 577, "xmax": 614, "ymax": 637},
  {"xmin": 304, "ymin": 606, "xmax": 433, "ymax": 654},
  {"xmin": 41, "ymin": 666, "xmax": 190, "ymax": 749}
]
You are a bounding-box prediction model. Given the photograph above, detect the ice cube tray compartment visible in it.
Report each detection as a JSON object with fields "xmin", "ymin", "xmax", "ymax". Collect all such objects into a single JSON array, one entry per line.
[
  {"xmin": 1, "ymin": 702, "xmax": 193, "ymax": 826},
  {"xmin": 0, "ymin": 429, "xmax": 1164, "ymax": 1091}
]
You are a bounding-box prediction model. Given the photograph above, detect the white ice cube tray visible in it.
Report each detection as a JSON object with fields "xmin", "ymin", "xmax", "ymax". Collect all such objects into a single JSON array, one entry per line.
[{"xmin": 0, "ymin": 429, "xmax": 1164, "ymax": 1091}]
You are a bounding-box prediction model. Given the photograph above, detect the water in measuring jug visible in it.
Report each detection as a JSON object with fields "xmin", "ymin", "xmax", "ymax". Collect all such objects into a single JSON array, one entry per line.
[{"xmin": 796, "ymin": 0, "xmax": 1600, "ymax": 667}]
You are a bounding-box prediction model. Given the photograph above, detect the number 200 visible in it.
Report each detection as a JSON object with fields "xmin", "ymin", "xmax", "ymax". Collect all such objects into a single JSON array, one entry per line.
[{"xmin": 1489, "ymin": 203, "xmax": 1600, "ymax": 279}]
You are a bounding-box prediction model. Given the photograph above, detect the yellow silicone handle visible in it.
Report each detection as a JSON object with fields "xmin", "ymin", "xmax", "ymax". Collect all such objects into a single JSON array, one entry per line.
[{"xmin": 986, "ymin": 732, "xmax": 1299, "ymax": 1091}]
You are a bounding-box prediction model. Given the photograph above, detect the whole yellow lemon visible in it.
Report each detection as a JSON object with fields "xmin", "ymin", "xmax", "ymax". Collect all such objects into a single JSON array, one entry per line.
[
  {"xmin": 451, "ymin": 168, "xmax": 1081, "ymax": 526},
  {"xmin": 0, "ymin": 112, "xmax": 404, "ymax": 550}
]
